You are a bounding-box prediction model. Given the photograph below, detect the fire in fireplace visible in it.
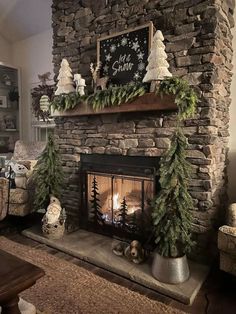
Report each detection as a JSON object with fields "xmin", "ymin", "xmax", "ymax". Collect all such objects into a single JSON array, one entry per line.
[{"xmin": 79, "ymin": 154, "xmax": 159, "ymax": 242}]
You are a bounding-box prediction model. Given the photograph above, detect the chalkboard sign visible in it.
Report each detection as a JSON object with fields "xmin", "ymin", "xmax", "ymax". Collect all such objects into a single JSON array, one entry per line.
[{"xmin": 97, "ymin": 22, "xmax": 153, "ymax": 86}]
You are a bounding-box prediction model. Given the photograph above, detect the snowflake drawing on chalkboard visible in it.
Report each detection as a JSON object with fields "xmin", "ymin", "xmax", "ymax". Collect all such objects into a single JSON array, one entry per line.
[
  {"xmin": 110, "ymin": 44, "xmax": 116, "ymax": 53},
  {"xmin": 105, "ymin": 54, "xmax": 112, "ymax": 62},
  {"xmin": 121, "ymin": 37, "xmax": 128, "ymax": 46},
  {"xmin": 138, "ymin": 52, "xmax": 144, "ymax": 60},
  {"xmin": 103, "ymin": 65, "xmax": 109, "ymax": 74},
  {"xmin": 132, "ymin": 41, "xmax": 140, "ymax": 51},
  {"xmin": 138, "ymin": 62, "xmax": 145, "ymax": 71},
  {"xmin": 134, "ymin": 72, "xmax": 140, "ymax": 80}
]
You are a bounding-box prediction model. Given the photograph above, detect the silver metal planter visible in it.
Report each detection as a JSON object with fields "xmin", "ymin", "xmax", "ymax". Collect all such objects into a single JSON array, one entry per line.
[{"xmin": 152, "ymin": 252, "xmax": 190, "ymax": 284}]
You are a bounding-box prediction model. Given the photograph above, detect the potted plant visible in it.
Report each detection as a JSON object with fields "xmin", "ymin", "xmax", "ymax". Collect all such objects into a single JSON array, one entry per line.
[
  {"xmin": 151, "ymin": 129, "xmax": 195, "ymax": 284},
  {"xmin": 32, "ymin": 132, "xmax": 64, "ymax": 212},
  {"xmin": 8, "ymin": 88, "xmax": 19, "ymax": 110},
  {"xmin": 32, "ymin": 132, "xmax": 65, "ymax": 238},
  {"xmin": 8, "ymin": 88, "xmax": 19, "ymax": 102}
]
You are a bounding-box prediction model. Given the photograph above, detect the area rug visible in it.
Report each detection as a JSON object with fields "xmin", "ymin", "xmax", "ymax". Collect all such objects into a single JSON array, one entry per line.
[{"xmin": 0, "ymin": 236, "xmax": 185, "ymax": 314}]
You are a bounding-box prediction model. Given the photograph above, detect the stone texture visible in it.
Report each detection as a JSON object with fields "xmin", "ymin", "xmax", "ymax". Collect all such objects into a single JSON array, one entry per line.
[{"xmin": 52, "ymin": 0, "xmax": 235, "ymax": 263}]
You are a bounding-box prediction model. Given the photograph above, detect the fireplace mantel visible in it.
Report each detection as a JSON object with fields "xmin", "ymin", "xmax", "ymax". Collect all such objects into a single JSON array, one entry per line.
[{"xmin": 52, "ymin": 93, "xmax": 177, "ymax": 117}]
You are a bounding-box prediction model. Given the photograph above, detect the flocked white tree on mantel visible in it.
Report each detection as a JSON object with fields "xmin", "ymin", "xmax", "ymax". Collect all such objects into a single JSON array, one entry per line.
[
  {"xmin": 143, "ymin": 30, "xmax": 172, "ymax": 91},
  {"xmin": 55, "ymin": 58, "xmax": 75, "ymax": 95}
]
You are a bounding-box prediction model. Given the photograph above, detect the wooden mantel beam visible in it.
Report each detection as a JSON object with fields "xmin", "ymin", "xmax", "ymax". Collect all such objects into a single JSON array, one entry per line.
[{"xmin": 52, "ymin": 93, "xmax": 177, "ymax": 117}]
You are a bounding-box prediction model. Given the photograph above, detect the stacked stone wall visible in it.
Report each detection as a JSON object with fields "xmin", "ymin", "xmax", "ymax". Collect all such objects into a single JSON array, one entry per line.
[{"xmin": 52, "ymin": 0, "xmax": 235, "ymax": 262}]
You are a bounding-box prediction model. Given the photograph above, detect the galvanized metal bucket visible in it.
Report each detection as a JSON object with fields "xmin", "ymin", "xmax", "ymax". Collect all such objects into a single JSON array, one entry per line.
[{"xmin": 152, "ymin": 252, "xmax": 190, "ymax": 284}]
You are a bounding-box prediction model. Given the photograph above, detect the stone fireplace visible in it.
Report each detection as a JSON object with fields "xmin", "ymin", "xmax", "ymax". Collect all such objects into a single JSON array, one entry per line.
[{"xmin": 52, "ymin": 0, "xmax": 235, "ymax": 262}]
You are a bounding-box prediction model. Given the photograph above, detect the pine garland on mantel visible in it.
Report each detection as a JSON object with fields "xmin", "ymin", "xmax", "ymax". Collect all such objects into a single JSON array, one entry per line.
[
  {"xmin": 158, "ymin": 77, "xmax": 198, "ymax": 121},
  {"xmin": 51, "ymin": 83, "xmax": 148, "ymax": 112},
  {"xmin": 51, "ymin": 77, "xmax": 199, "ymax": 121}
]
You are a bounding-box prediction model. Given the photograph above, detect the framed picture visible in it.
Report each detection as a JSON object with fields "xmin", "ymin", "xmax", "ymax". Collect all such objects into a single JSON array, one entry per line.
[
  {"xmin": 0, "ymin": 96, "xmax": 7, "ymax": 108},
  {"xmin": 97, "ymin": 22, "xmax": 154, "ymax": 86},
  {"xmin": 4, "ymin": 114, "xmax": 16, "ymax": 130},
  {"xmin": 0, "ymin": 136, "xmax": 9, "ymax": 153}
]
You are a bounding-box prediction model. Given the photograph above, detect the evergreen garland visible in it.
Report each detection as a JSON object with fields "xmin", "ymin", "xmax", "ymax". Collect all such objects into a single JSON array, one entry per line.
[
  {"xmin": 152, "ymin": 129, "xmax": 195, "ymax": 257},
  {"xmin": 86, "ymin": 83, "xmax": 148, "ymax": 111},
  {"xmin": 50, "ymin": 78, "xmax": 198, "ymax": 123},
  {"xmin": 32, "ymin": 132, "xmax": 64, "ymax": 211},
  {"xmin": 159, "ymin": 77, "xmax": 198, "ymax": 121},
  {"xmin": 51, "ymin": 92, "xmax": 85, "ymax": 112},
  {"xmin": 51, "ymin": 83, "xmax": 148, "ymax": 112},
  {"xmin": 90, "ymin": 176, "xmax": 104, "ymax": 225}
]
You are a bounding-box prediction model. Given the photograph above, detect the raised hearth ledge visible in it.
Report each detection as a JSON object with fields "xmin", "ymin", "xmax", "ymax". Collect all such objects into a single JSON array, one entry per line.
[
  {"xmin": 23, "ymin": 226, "xmax": 209, "ymax": 305},
  {"xmin": 52, "ymin": 93, "xmax": 177, "ymax": 117}
]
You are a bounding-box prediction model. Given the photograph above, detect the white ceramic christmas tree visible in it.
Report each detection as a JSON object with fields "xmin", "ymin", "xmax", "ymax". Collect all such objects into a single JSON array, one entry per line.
[
  {"xmin": 143, "ymin": 30, "xmax": 172, "ymax": 86},
  {"xmin": 55, "ymin": 58, "xmax": 75, "ymax": 95}
]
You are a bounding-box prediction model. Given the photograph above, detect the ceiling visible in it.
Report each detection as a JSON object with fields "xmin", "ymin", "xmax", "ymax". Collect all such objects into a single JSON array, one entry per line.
[{"xmin": 0, "ymin": 0, "xmax": 52, "ymax": 43}]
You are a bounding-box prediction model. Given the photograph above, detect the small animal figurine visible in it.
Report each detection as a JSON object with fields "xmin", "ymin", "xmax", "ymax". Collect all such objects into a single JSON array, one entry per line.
[
  {"xmin": 74, "ymin": 73, "xmax": 86, "ymax": 96},
  {"xmin": 10, "ymin": 161, "xmax": 31, "ymax": 189},
  {"xmin": 112, "ymin": 240, "xmax": 146, "ymax": 264},
  {"xmin": 90, "ymin": 62, "xmax": 108, "ymax": 92},
  {"xmin": 112, "ymin": 241, "xmax": 127, "ymax": 256},
  {"xmin": 38, "ymin": 72, "xmax": 51, "ymax": 85},
  {"xmin": 125, "ymin": 240, "xmax": 146, "ymax": 264}
]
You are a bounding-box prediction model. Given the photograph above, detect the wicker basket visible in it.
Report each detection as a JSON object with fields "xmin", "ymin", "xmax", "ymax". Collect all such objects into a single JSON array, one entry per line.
[{"xmin": 42, "ymin": 220, "xmax": 65, "ymax": 240}]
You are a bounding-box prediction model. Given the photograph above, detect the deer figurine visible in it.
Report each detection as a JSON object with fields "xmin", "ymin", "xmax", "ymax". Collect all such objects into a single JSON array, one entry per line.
[{"xmin": 90, "ymin": 62, "xmax": 109, "ymax": 92}]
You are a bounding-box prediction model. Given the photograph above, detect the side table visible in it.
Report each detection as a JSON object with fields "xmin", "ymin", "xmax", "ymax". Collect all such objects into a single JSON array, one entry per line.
[{"xmin": 0, "ymin": 249, "xmax": 45, "ymax": 314}]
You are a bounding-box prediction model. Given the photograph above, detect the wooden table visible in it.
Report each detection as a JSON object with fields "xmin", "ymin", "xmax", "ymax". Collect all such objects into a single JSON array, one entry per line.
[{"xmin": 0, "ymin": 249, "xmax": 45, "ymax": 314}]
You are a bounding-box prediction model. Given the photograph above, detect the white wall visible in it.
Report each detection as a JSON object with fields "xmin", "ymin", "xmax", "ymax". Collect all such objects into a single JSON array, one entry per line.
[
  {"xmin": 12, "ymin": 28, "xmax": 53, "ymax": 140},
  {"xmin": 0, "ymin": 34, "xmax": 12, "ymax": 63},
  {"xmin": 228, "ymin": 11, "xmax": 236, "ymax": 202}
]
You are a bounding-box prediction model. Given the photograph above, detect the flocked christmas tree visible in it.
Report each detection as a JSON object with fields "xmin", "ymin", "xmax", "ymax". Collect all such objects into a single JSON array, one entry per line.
[
  {"xmin": 55, "ymin": 58, "xmax": 75, "ymax": 95},
  {"xmin": 143, "ymin": 30, "xmax": 172, "ymax": 90},
  {"xmin": 33, "ymin": 132, "xmax": 64, "ymax": 211},
  {"xmin": 90, "ymin": 176, "xmax": 104, "ymax": 226},
  {"xmin": 118, "ymin": 197, "xmax": 128, "ymax": 228},
  {"xmin": 152, "ymin": 129, "xmax": 194, "ymax": 258}
]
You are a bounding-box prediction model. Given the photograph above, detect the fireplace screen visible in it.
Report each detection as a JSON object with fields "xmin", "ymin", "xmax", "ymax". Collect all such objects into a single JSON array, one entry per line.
[
  {"xmin": 87, "ymin": 173, "xmax": 153, "ymax": 228},
  {"xmin": 80, "ymin": 154, "xmax": 159, "ymax": 241}
]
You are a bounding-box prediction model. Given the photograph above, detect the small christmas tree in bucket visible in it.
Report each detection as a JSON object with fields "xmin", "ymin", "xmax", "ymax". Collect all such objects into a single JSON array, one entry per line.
[
  {"xmin": 143, "ymin": 30, "xmax": 172, "ymax": 92},
  {"xmin": 151, "ymin": 129, "xmax": 195, "ymax": 284}
]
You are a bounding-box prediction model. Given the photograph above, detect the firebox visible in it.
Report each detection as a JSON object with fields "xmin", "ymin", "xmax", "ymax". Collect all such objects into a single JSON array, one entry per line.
[{"xmin": 79, "ymin": 154, "xmax": 159, "ymax": 242}]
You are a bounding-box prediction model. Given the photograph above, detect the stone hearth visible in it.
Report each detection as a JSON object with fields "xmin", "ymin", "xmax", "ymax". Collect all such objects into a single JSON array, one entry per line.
[
  {"xmin": 22, "ymin": 226, "xmax": 209, "ymax": 305},
  {"xmin": 52, "ymin": 0, "xmax": 235, "ymax": 262}
]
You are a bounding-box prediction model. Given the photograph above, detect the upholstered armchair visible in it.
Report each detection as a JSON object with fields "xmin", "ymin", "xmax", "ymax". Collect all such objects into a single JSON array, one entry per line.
[
  {"xmin": 1, "ymin": 140, "xmax": 46, "ymax": 219},
  {"xmin": 0, "ymin": 177, "xmax": 8, "ymax": 220},
  {"xmin": 218, "ymin": 204, "xmax": 236, "ymax": 276}
]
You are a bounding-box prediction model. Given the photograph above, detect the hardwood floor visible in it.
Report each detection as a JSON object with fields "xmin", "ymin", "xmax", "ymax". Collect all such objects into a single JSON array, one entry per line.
[{"xmin": 3, "ymin": 232, "xmax": 236, "ymax": 314}]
